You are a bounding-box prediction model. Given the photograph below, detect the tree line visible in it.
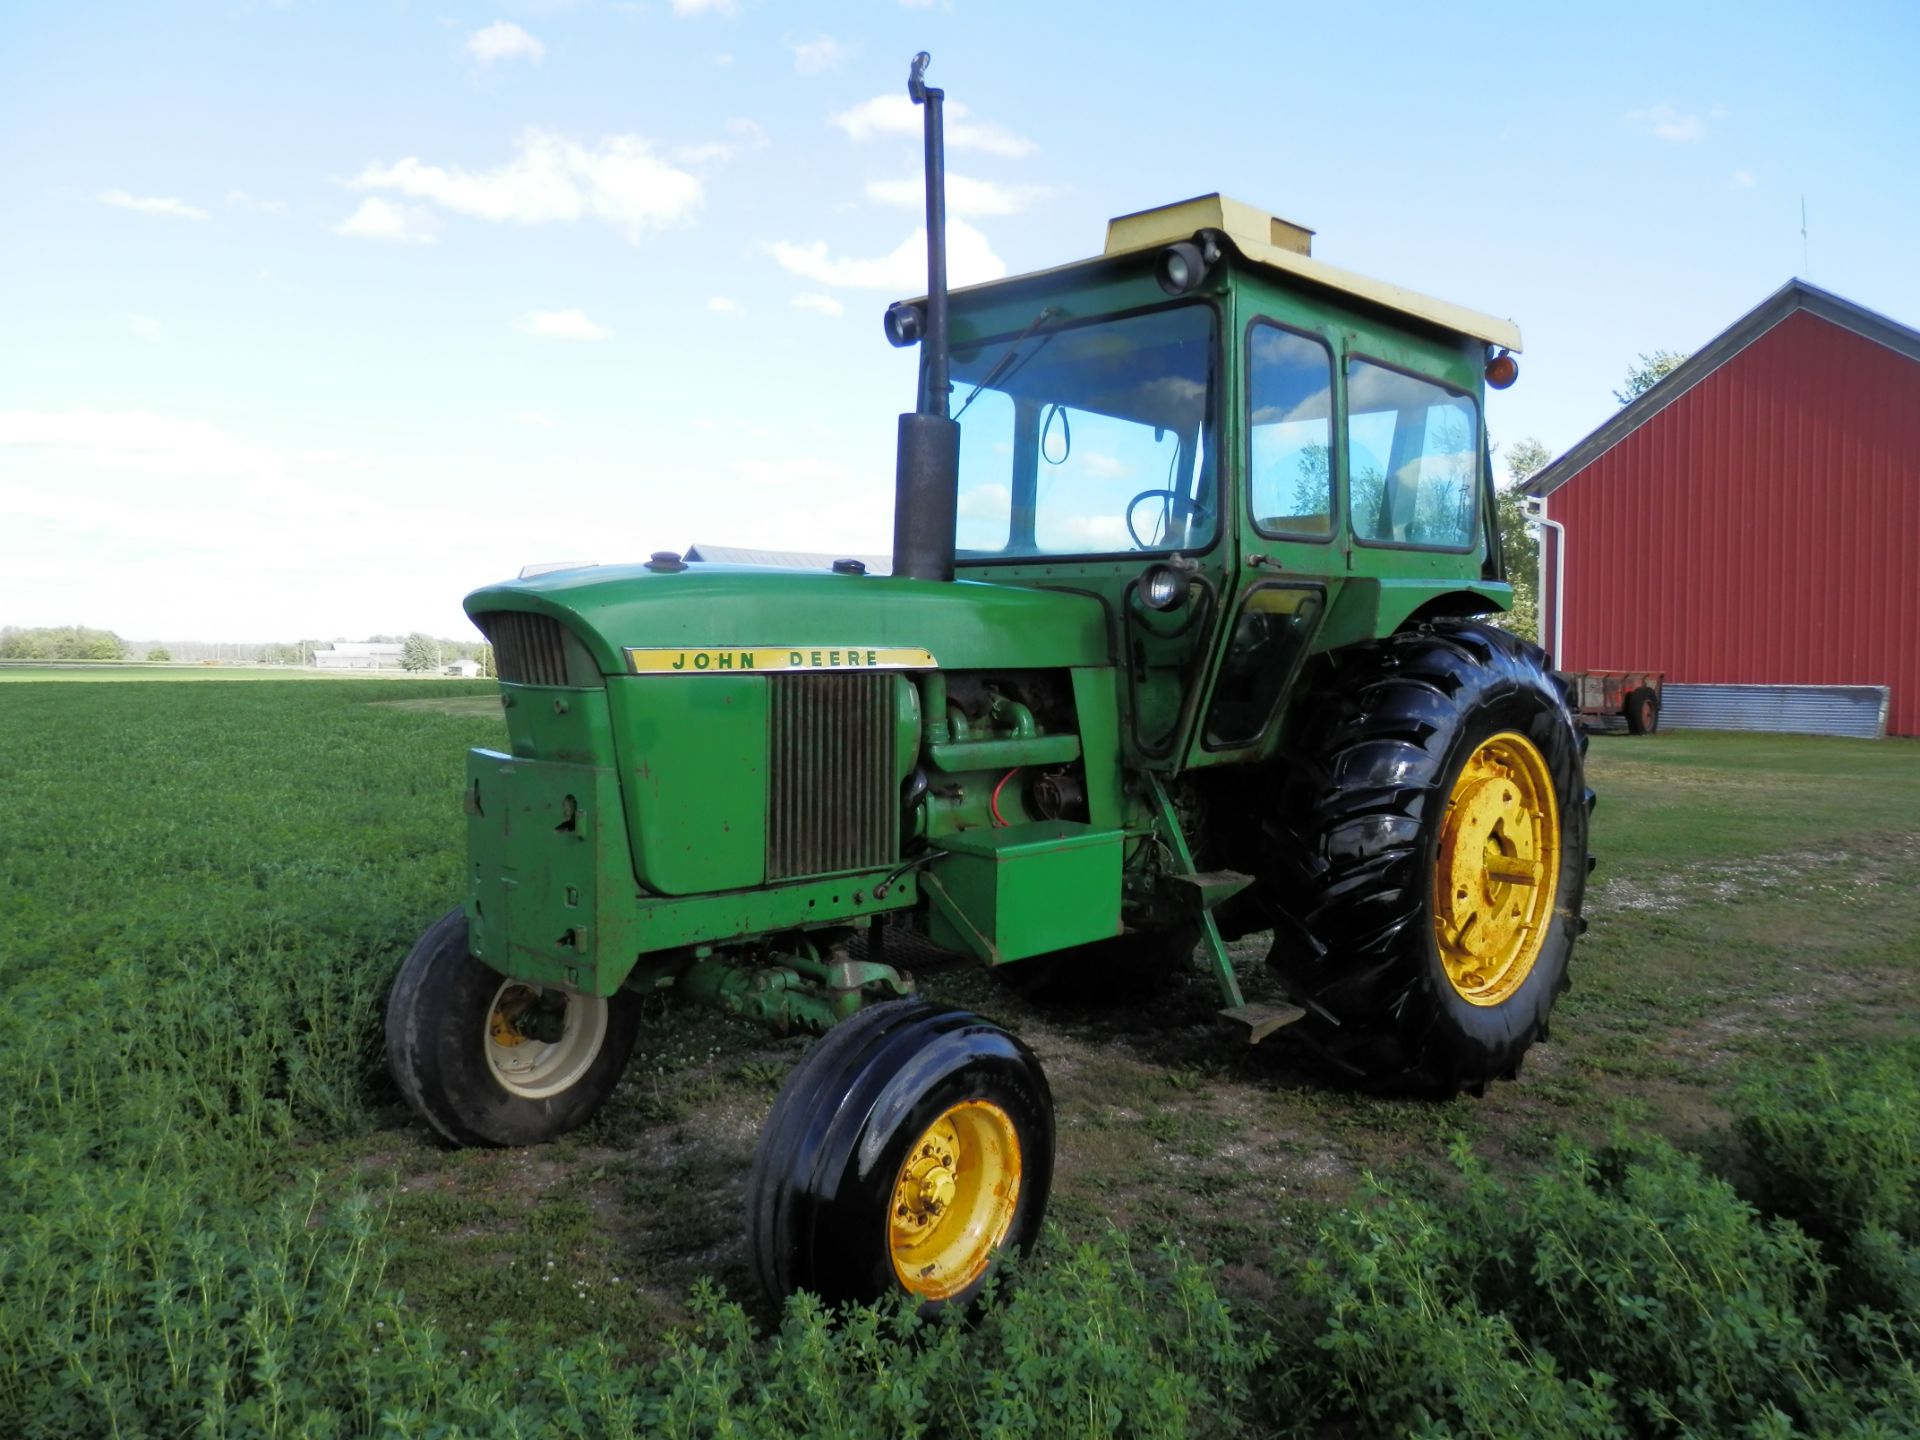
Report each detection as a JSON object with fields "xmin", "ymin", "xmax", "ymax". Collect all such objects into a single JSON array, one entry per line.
[{"xmin": 1, "ymin": 626, "xmax": 492, "ymax": 674}]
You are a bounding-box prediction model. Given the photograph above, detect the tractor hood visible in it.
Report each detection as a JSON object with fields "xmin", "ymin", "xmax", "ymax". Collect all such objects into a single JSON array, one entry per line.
[{"xmin": 465, "ymin": 564, "xmax": 1112, "ymax": 675}]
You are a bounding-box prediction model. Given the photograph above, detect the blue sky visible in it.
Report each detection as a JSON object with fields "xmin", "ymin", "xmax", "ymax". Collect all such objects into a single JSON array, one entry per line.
[{"xmin": 3, "ymin": 0, "xmax": 1915, "ymax": 642}]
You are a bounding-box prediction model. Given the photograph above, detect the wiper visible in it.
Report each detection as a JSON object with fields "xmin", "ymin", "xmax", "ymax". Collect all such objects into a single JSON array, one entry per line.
[{"xmin": 953, "ymin": 305, "xmax": 1060, "ymax": 422}]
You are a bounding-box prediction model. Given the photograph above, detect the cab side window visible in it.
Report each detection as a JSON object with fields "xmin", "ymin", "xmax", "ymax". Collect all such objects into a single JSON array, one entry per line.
[
  {"xmin": 1346, "ymin": 359, "xmax": 1478, "ymax": 549},
  {"xmin": 1247, "ymin": 323, "xmax": 1335, "ymax": 540}
]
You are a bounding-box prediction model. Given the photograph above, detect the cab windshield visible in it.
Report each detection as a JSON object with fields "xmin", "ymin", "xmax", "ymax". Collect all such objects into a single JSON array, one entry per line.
[{"xmin": 951, "ymin": 303, "xmax": 1217, "ymax": 560}]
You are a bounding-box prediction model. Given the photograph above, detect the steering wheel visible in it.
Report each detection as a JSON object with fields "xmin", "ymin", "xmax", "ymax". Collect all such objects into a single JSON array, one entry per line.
[{"xmin": 1125, "ymin": 488, "xmax": 1206, "ymax": 549}]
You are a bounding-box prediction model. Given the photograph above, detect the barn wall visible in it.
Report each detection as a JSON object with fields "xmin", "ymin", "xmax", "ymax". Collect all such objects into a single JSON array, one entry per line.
[{"xmin": 1545, "ymin": 309, "xmax": 1920, "ymax": 737}]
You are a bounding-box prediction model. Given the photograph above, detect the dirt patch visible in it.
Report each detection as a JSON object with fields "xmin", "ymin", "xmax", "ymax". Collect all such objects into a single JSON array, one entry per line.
[{"xmin": 1589, "ymin": 835, "xmax": 1920, "ymax": 916}]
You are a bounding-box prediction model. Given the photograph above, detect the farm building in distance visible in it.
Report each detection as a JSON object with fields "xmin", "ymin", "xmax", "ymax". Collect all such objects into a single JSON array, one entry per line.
[
  {"xmin": 313, "ymin": 642, "xmax": 404, "ymax": 671},
  {"xmin": 1524, "ymin": 280, "xmax": 1920, "ymax": 738}
]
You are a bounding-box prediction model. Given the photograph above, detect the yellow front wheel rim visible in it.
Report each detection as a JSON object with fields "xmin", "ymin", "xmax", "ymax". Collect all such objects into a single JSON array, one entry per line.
[
  {"xmin": 1433, "ymin": 732, "xmax": 1562, "ymax": 1006},
  {"xmin": 888, "ymin": 1101, "xmax": 1022, "ymax": 1302}
]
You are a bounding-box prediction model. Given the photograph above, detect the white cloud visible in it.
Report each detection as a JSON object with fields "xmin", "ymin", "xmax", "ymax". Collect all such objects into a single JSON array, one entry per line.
[
  {"xmin": 127, "ymin": 315, "xmax": 163, "ymax": 344},
  {"xmin": 1080, "ymin": 452, "xmax": 1130, "ymax": 479},
  {"xmin": 99, "ymin": 189, "xmax": 208, "ymax": 221},
  {"xmin": 706, "ymin": 296, "xmax": 743, "ymax": 316},
  {"xmin": 467, "ymin": 21, "xmax": 545, "ymax": 64},
  {"xmin": 0, "ymin": 409, "xmax": 290, "ymax": 482},
  {"xmin": 713, "ymin": 52, "xmax": 734, "ymax": 65},
  {"xmin": 865, "ymin": 173, "xmax": 1046, "ymax": 217},
  {"xmin": 334, "ymin": 196, "xmax": 442, "ymax": 244},
  {"xmin": 226, "ymin": 190, "xmax": 289, "ymax": 215},
  {"xmin": 514, "ymin": 411, "xmax": 558, "ymax": 429},
  {"xmin": 791, "ymin": 292, "xmax": 844, "ymax": 318},
  {"xmin": 514, "ymin": 308, "xmax": 611, "ymax": 340},
  {"xmin": 767, "ymin": 219, "xmax": 1005, "ymax": 290},
  {"xmin": 1626, "ymin": 103, "xmax": 1706, "ymax": 143},
  {"xmin": 729, "ymin": 457, "xmax": 850, "ymax": 487},
  {"xmin": 830, "ymin": 94, "xmax": 1035, "ymax": 158},
  {"xmin": 791, "ymin": 35, "xmax": 847, "ymax": 75},
  {"xmin": 352, "ymin": 130, "xmax": 702, "ymax": 244},
  {"xmin": 1728, "ymin": 169, "xmax": 1758, "ymax": 189},
  {"xmin": 898, "ymin": 0, "xmax": 935, "ymax": 6},
  {"xmin": 672, "ymin": 0, "xmax": 736, "ymax": 14},
  {"xmin": 0, "ymin": 409, "xmax": 486, "ymax": 638},
  {"xmin": 675, "ymin": 119, "xmax": 768, "ymax": 166}
]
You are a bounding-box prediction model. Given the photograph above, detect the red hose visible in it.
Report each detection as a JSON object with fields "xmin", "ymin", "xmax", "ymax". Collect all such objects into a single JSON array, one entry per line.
[{"xmin": 990, "ymin": 768, "xmax": 1019, "ymax": 827}]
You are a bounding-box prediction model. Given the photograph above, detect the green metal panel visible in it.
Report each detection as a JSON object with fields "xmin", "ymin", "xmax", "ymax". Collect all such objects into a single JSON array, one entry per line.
[
  {"xmin": 923, "ymin": 820, "xmax": 1123, "ymax": 963},
  {"xmin": 498, "ymin": 682, "xmax": 617, "ymax": 764},
  {"xmin": 606, "ymin": 674, "xmax": 767, "ymax": 895},
  {"xmin": 465, "ymin": 569, "xmax": 1110, "ymax": 676},
  {"xmin": 1069, "ymin": 667, "xmax": 1125, "ymax": 829},
  {"xmin": 466, "ymin": 748, "xmax": 624, "ymax": 993},
  {"xmin": 1315, "ymin": 577, "xmax": 1513, "ymax": 653},
  {"xmin": 467, "ymin": 746, "xmax": 921, "ymax": 996}
]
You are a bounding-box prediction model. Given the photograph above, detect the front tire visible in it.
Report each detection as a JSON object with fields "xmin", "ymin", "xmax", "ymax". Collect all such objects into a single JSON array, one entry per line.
[
  {"xmin": 386, "ymin": 907, "xmax": 642, "ymax": 1146},
  {"xmin": 1265, "ymin": 622, "xmax": 1589, "ymax": 1097},
  {"xmin": 747, "ymin": 998, "xmax": 1053, "ymax": 1312}
]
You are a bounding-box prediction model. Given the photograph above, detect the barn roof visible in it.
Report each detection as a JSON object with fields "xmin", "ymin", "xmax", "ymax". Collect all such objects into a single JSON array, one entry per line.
[{"xmin": 1523, "ymin": 279, "xmax": 1920, "ymax": 499}]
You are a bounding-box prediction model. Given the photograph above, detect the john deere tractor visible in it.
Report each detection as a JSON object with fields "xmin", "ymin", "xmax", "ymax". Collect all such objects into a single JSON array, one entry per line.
[{"xmin": 386, "ymin": 53, "xmax": 1589, "ymax": 1313}]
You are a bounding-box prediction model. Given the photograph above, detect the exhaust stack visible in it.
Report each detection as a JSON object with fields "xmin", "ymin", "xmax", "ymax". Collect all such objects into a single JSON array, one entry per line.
[{"xmin": 889, "ymin": 51, "xmax": 961, "ymax": 584}]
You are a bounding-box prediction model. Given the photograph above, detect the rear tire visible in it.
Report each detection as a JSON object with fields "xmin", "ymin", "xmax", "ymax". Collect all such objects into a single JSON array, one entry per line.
[
  {"xmin": 1264, "ymin": 622, "xmax": 1589, "ymax": 1097},
  {"xmin": 1625, "ymin": 685, "xmax": 1660, "ymax": 735},
  {"xmin": 747, "ymin": 998, "xmax": 1053, "ymax": 1312},
  {"xmin": 386, "ymin": 907, "xmax": 642, "ymax": 1147}
]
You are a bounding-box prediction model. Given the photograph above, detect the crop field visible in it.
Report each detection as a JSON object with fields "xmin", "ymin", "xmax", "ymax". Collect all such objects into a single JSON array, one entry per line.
[{"xmin": 4, "ymin": 674, "xmax": 1918, "ymax": 1437}]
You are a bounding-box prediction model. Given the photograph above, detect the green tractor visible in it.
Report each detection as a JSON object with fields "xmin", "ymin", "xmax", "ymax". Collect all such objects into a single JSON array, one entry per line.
[{"xmin": 387, "ymin": 53, "xmax": 1590, "ymax": 1313}]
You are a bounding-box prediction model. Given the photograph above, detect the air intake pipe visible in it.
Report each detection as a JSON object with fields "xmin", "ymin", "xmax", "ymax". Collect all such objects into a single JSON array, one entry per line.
[{"xmin": 889, "ymin": 51, "xmax": 961, "ymax": 583}]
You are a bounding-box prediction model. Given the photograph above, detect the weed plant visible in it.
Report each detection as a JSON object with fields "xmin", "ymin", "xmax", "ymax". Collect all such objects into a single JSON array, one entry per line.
[{"xmin": 3, "ymin": 680, "xmax": 1918, "ymax": 1437}]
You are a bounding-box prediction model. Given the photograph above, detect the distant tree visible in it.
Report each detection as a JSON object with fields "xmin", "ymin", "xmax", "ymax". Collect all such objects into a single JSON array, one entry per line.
[
  {"xmin": 146, "ymin": 647, "xmax": 172, "ymax": 662},
  {"xmin": 1485, "ymin": 436, "xmax": 1553, "ymax": 645},
  {"xmin": 0, "ymin": 625, "xmax": 125, "ymax": 660},
  {"xmin": 1613, "ymin": 350, "xmax": 1689, "ymax": 405},
  {"xmin": 400, "ymin": 632, "xmax": 441, "ymax": 673}
]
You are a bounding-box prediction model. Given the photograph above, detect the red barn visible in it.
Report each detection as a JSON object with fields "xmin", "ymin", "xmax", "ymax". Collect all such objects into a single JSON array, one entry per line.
[{"xmin": 1523, "ymin": 280, "xmax": 1920, "ymax": 737}]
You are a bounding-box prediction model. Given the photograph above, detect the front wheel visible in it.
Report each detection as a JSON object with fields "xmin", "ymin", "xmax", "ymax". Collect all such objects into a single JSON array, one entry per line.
[
  {"xmin": 386, "ymin": 907, "xmax": 642, "ymax": 1146},
  {"xmin": 1264, "ymin": 622, "xmax": 1590, "ymax": 1097},
  {"xmin": 747, "ymin": 998, "xmax": 1053, "ymax": 1312}
]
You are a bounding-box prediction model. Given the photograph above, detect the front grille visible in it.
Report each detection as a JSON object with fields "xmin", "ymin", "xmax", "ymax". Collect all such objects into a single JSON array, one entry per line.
[
  {"xmin": 767, "ymin": 672, "xmax": 898, "ymax": 881},
  {"xmin": 481, "ymin": 612, "xmax": 570, "ymax": 686}
]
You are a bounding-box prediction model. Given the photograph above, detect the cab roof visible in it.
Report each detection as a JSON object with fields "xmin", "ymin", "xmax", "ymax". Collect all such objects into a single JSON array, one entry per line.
[{"xmin": 949, "ymin": 193, "xmax": 1522, "ymax": 353}]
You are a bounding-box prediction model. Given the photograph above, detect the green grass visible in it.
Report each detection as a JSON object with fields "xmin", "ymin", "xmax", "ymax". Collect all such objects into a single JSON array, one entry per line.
[
  {"xmin": 0, "ymin": 661, "xmax": 488, "ymax": 682},
  {"xmin": 2, "ymin": 680, "xmax": 1917, "ymax": 1437}
]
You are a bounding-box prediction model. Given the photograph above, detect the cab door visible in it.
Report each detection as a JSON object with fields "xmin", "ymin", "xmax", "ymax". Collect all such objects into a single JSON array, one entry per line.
[{"xmin": 1187, "ymin": 308, "xmax": 1339, "ymax": 764}]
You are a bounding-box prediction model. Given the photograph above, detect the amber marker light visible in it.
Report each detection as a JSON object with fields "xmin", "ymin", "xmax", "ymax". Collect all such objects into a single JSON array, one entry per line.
[{"xmin": 1485, "ymin": 350, "xmax": 1519, "ymax": 389}]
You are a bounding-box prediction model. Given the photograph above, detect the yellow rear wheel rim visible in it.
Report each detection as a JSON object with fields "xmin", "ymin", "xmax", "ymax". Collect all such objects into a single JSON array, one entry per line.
[
  {"xmin": 888, "ymin": 1101, "xmax": 1022, "ymax": 1302},
  {"xmin": 1433, "ymin": 732, "xmax": 1561, "ymax": 1006}
]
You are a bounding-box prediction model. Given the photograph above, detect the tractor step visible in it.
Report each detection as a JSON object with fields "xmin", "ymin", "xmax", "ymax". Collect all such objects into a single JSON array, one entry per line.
[
  {"xmin": 1165, "ymin": 869, "xmax": 1254, "ymax": 914},
  {"xmin": 1217, "ymin": 1001, "xmax": 1306, "ymax": 1044}
]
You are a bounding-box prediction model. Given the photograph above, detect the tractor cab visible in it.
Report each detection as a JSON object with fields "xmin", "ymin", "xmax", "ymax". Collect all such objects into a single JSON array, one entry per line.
[{"xmin": 892, "ymin": 192, "xmax": 1523, "ymax": 769}]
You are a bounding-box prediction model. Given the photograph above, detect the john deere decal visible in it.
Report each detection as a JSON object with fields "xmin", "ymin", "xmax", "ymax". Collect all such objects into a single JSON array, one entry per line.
[{"xmin": 625, "ymin": 646, "xmax": 938, "ymax": 675}]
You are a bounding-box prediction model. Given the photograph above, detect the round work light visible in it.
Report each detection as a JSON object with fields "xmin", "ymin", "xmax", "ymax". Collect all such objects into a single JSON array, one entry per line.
[
  {"xmin": 1485, "ymin": 350, "xmax": 1519, "ymax": 389},
  {"xmin": 1156, "ymin": 241, "xmax": 1211, "ymax": 296},
  {"xmin": 1140, "ymin": 563, "xmax": 1188, "ymax": 612},
  {"xmin": 883, "ymin": 301, "xmax": 926, "ymax": 347}
]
